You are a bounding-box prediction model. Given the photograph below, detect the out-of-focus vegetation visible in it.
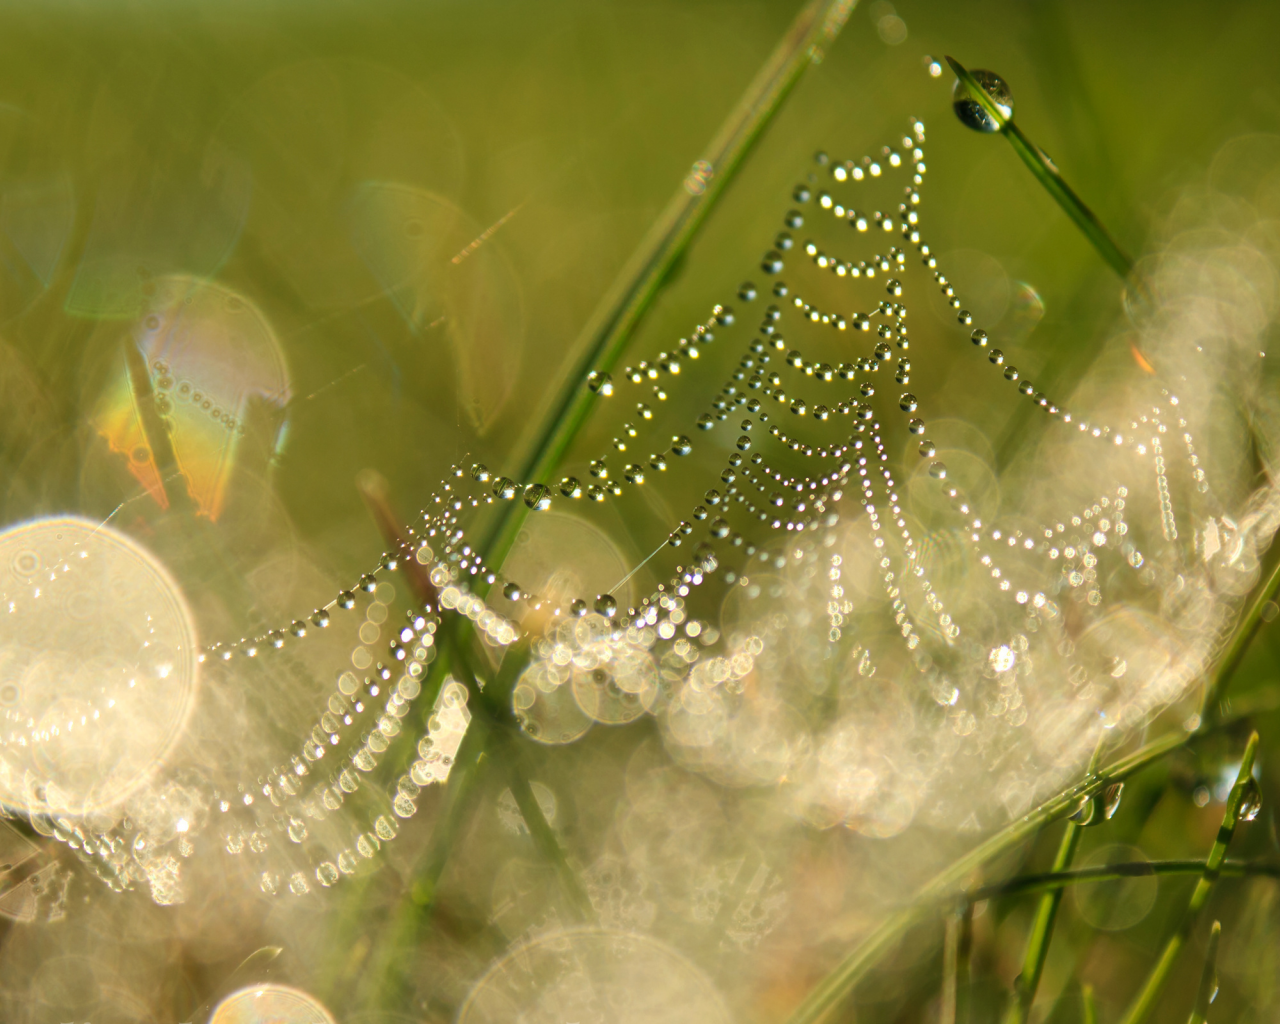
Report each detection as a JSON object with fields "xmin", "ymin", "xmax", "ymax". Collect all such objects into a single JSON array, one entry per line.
[{"xmin": 3, "ymin": 2, "xmax": 1280, "ymax": 1023}]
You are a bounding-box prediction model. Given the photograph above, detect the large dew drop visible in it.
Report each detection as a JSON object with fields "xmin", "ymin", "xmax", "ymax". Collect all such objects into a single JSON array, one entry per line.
[
  {"xmin": 952, "ymin": 69, "xmax": 1014, "ymax": 133},
  {"xmin": 0, "ymin": 517, "xmax": 198, "ymax": 818}
]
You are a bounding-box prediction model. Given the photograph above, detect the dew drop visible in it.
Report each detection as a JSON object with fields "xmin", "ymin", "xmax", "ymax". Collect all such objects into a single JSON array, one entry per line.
[
  {"xmin": 502, "ymin": 582, "xmax": 522, "ymax": 601},
  {"xmin": 928, "ymin": 461, "xmax": 948, "ymax": 479},
  {"xmin": 952, "ymin": 69, "xmax": 1015, "ymax": 133},
  {"xmin": 899, "ymin": 393, "xmax": 918, "ymax": 413},
  {"xmin": 909, "ymin": 418, "xmax": 926, "ymax": 435},
  {"xmin": 957, "ymin": 309, "xmax": 973, "ymax": 325},
  {"xmin": 570, "ymin": 598, "xmax": 588, "ymax": 617},
  {"xmin": 470, "ymin": 463, "xmax": 491, "ymax": 483},
  {"xmin": 360, "ymin": 573, "xmax": 378, "ymax": 593},
  {"xmin": 1103, "ymin": 782, "xmax": 1124, "ymax": 821},
  {"xmin": 560, "ymin": 476, "xmax": 582, "ymax": 499},
  {"xmin": 594, "ymin": 594, "xmax": 617, "ymax": 618},
  {"xmin": 919, "ymin": 440, "xmax": 937, "ymax": 457},
  {"xmin": 736, "ymin": 436, "xmax": 752, "ymax": 451},
  {"xmin": 1004, "ymin": 366, "xmax": 1020, "ymax": 381},
  {"xmin": 694, "ymin": 543, "xmax": 718, "ymax": 573},
  {"xmin": 290, "ymin": 620, "xmax": 307, "ymax": 638},
  {"xmin": 523, "ymin": 483, "xmax": 551, "ymax": 510},
  {"xmin": 696, "ymin": 414, "xmax": 715, "ymax": 430},
  {"xmin": 970, "ymin": 328, "xmax": 988, "ymax": 347},
  {"xmin": 886, "ymin": 278, "xmax": 903, "ymax": 297},
  {"xmin": 311, "ymin": 609, "xmax": 331, "ymax": 629},
  {"xmin": 587, "ymin": 371, "xmax": 614, "ymax": 396},
  {"xmin": 671, "ymin": 435, "xmax": 693, "ymax": 457},
  {"xmin": 1239, "ymin": 776, "xmax": 1263, "ymax": 822},
  {"xmin": 738, "ymin": 282, "xmax": 757, "ymax": 302},
  {"xmin": 338, "ymin": 590, "xmax": 356, "ymax": 610},
  {"xmin": 493, "ymin": 477, "xmax": 518, "ymax": 500},
  {"xmin": 989, "ymin": 348, "xmax": 1005, "ymax": 365}
]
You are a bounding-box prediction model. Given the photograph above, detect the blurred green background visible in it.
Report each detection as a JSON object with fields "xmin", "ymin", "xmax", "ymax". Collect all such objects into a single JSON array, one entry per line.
[{"xmin": 2, "ymin": 1, "xmax": 1280, "ymax": 1022}]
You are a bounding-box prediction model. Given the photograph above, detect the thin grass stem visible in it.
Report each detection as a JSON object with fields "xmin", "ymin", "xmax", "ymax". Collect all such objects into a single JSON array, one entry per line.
[
  {"xmin": 1187, "ymin": 920, "xmax": 1221, "ymax": 1024},
  {"xmin": 358, "ymin": 5, "xmax": 859, "ymax": 1004},
  {"xmin": 940, "ymin": 913, "xmax": 958, "ymax": 1024},
  {"xmin": 1117, "ymin": 732, "xmax": 1259, "ymax": 1024},
  {"xmin": 1005, "ymin": 736, "xmax": 1108, "ymax": 1024},
  {"xmin": 1200, "ymin": 538, "xmax": 1280, "ymax": 720},
  {"xmin": 941, "ymin": 904, "xmax": 973, "ymax": 1024},
  {"xmin": 1082, "ymin": 983, "xmax": 1097, "ymax": 1024},
  {"xmin": 945, "ymin": 56, "xmax": 1136, "ymax": 286},
  {"xmin": 965, "ymin": 858, "xmax": 1280, "ymax": 903}
]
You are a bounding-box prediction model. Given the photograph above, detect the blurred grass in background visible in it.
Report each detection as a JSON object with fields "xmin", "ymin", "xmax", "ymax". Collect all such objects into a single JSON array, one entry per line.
[{"xmin": 2, "ymin": 0, "xmax": 1280, "ymax": 1022}]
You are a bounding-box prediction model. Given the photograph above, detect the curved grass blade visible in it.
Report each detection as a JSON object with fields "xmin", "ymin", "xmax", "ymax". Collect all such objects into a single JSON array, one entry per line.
[
  {"xmin": 477, "ymin": 0, "xmax": 858, "ymax": 581},
  {"xmin": 1117, "ymin": 732, "xmax": 1259, "ymax": 1024},
  {"xmin": 965, "ymin": 858, "xmax": 1280, "ymax": 903},
  {"xmin": 945, "ymin": 56, "xmax": 1137, "ymax": 287}
]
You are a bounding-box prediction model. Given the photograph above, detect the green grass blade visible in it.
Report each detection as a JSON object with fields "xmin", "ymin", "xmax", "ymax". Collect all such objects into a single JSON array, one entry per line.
[
  {"xmin": 941, "ymin": 904, "xmax": 973, "ymax": 1024},
  {"xmin": 945, "ymin": 56, "xmax": 1137, "ymax": 286},
  {"xmin": 1187, "ymin": 920, "xmax": 1221, "ymax": 1024},
  {"xmin": 966, "ymin": 858, "xmax": 1280, "ymax": 902},
  {"xmin": 354, "ymin": 721, "xmax": 489, "ymax": 1009},
  {"xmin": 489, "ymin": 725, "xmax": 596, "ymax": 923},
  {"xmin": 476, "ymin": 0, "xmax": 858, "ymax": 581},
  {"xmin": 1005, "ymin": 736, "xmax": 1108, "ymax": 1024},
  {"xmin": 1082, "ymin": 983, "xmax": 1098, "ymax": 1024},
  {"xmin": 1199, "ymin": 537, "xmax": 1280, "ymax": 720},
  {"xmin": 1117, "ymin": 732, "xmax": 1260, "ymax": 1024}
]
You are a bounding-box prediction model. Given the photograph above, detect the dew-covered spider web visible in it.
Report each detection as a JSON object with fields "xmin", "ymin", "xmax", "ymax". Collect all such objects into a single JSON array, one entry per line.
[{"xmin": 4, "ymin": 116, "xmax": 1280, "ymax": 919}]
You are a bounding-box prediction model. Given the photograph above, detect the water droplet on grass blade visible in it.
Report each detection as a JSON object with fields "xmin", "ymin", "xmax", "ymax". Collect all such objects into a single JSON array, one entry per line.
[
  {"xmin": 1239, "ymin": 776, "xmax": 1263, "ymax": 822},
  {"xmin": 952, "ymin": 69, "xmax": 1014, "ymax": 132}
]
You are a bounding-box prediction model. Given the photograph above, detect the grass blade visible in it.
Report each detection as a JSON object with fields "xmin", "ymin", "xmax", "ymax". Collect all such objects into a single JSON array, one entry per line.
[
  {"xmin": 1199, "ymin": 536, "xmax": 1280, "ymax": 720},
  {"xmin": 941, "ymin": 904, "xmax": 973, "ymax": 1024},
  {"xmin": 1187, "ymin": 920, "xmax": 1221, "ymax": 1024},
  {"xmin": 966, "ymin": 858, "xmax": 1280, "ymax": 903},
  {"xmin": 1082, "ymin": 983, "xmax": 1098, "ymax": 1024},
  {"xmin": 1005, "ymin": 737, "xmax": 1108, "ymax": 1024},
  {"xmin": 1117, "ymin": 732, "xmax": 1260, "ymax": 1024},
  {"xmin": 945, "ymin": 56, "xmax": 1136, "ymax": 286}
]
